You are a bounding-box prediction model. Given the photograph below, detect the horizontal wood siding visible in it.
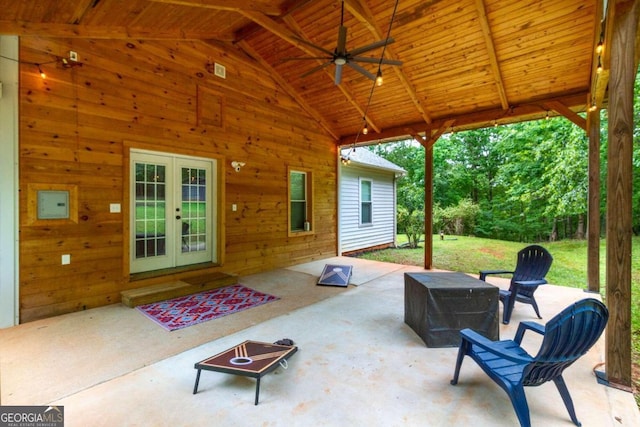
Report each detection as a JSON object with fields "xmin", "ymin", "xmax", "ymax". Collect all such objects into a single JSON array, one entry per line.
[
  {"xmin": 18, "ymin": 37, "xmax": 337, "ymax": 322},
  {"xmin": 340, "ymin": 164, "xmax": 396, "ymax": 253}
]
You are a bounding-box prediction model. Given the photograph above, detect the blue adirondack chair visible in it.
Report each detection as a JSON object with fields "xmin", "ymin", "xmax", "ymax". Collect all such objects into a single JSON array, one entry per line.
[
  {"xmin": 480, "ymin": 245, "xmax": 553, "ymax": 324},
  {"xmin": 450, "ymin": 298, "xmax": 609, "ymax": 427}
]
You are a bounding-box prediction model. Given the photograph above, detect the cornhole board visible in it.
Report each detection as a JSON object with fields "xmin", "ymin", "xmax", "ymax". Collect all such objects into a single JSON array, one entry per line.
[
  {"xmin": 193, "ymin": 340, "xmax": 297, "ymax": 405},
  {"xmin": 317, "ymin": 264, "xmax": 352, "ymax": 287}
]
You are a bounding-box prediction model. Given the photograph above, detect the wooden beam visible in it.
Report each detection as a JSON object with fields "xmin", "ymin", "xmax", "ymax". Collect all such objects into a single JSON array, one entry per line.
[
  {"xmin": 410, "ymin": 120, "xmax": 453, "ymax": 271},
  {"xmin": 587, "ymin": 108, "xmax": 600, "ymax": 293},
  {"xmin": 338, "ymin": 92, "xmax": 588, "ymax": 145},
  {"xmin": 543, "ymin": 100, "xmax": 587, "ymax": 130},
  {"xmin": 69, "ymin": 0, "xmax": 97, "ymax": 25},
  {"xmin": 0, "ymin": 20, "xmax": 233, "ymax": 40},
  {"xmin": 234, "ymin": 0, "xmax": 316, "ymax": 44},
  {"xmin": 148, "ymin": 0, "xmax": 283, "ymax": 15},
  {"xmin": 236, "ymin": 40, "xmax": 339, "ymax": 140},
  {"xmin": 345, "ymin": 0, "xmax": 433, "ymax": 125},
  {"xmin": 591, "ymin": 1, "xmax": 609, "ymax": 109},
  {"xmin": 474, "ymin": 0, "xmax": 509, "ymax": 110},
  {"xmin": 424, "ymin": 142, "xmax": 433, "ymax": 270},
  {"xmin": 604, "ymin": 0, "xmax": 638, "ymax": 391}
]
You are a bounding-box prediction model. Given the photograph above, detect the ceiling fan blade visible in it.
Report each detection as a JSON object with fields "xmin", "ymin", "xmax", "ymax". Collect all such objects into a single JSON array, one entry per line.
[
  {"xmin": 337, "ymin": 25, "xmax": 347, "ymax": 55},
  {"xmin": 292, "ymin": 36, "xmax": 334, "ymax": 57},
  {"xmin": 346, "ymin": 62, "xmax": 375, "ymax": 81},
  {"xmin": 282, "ymin": 56, "xmax": 332, "ymax": 62},
  {"xmin": 349, "ymin": 37, "xmax": 395, "ymax": 57},
  {"xmin": 334, "ymin": 63, "xmax": 343, "ymax": 85},
  {"xmin": 351, "ymin": 56, "xmax": 403, "ymax": 66},
  {"xmin": 379, "ymin": 58, "xmax": 403, "ymax": 66},
  {"xmin": 301, "ymin": 61, "xmax": 333, "ymax": 78},
  {"xmin": 350, "ymin": 56, "xmax": 380, "ymax": 64}
]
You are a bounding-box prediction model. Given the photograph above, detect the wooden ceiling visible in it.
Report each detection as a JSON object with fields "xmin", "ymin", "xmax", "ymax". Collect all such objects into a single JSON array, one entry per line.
[{"xmin": 0, "ymin": 0, "xmax": 603, "ymax": 144}]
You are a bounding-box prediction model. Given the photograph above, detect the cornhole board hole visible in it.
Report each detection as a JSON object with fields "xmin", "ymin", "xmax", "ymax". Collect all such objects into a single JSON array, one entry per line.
[{"xmin": 317, "ymin": 264, "xmax": 352, "ymax": 287}]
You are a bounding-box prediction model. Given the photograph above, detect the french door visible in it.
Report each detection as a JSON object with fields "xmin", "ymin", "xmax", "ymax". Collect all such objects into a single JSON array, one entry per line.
[{"xmin": 130, "ymin": 150, "xmax": 217, "ymax": 273}]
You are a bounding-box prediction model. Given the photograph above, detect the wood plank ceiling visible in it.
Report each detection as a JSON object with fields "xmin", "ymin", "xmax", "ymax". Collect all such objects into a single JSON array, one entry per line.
[{"xmin": 0, "ymin": 0, "xmax": 600, "ymax": 144}]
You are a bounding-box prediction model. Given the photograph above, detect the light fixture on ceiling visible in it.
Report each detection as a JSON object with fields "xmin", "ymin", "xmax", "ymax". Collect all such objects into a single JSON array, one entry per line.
[
  {"xmin": 375, "ymin": 70, "xmax": 383, "ymax": 86},
  {"xmin": 597, "ymin": 59, "xmax": 603, "ymax": 74},
  {"xmin": 362, "ymin": 117, "xmax": 369, "ymax": 135},
  {"xmin": 37, "ymin": 64, "xmax": 46, "ymax": 79}
]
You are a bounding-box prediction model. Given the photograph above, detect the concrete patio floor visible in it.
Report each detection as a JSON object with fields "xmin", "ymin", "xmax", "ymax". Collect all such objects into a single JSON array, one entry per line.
[{"xmin": 0, "ymin": 257, "xmax": 638, "ymax": 426}]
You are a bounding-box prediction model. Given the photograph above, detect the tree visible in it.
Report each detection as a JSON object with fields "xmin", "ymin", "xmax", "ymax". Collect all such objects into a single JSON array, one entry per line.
[
  {"xmin": 368, "ymin": 66, "xmax": 640, "ymax": 243},
  {"xmin": 397, "ymin": 206, "xmax": 424, "ymax": 248}
]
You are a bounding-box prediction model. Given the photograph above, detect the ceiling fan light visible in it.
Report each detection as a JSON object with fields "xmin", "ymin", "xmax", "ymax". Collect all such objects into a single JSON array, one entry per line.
[{"xmin": 335, "ymin": 57, "xmax": 347, "ymax": 65}]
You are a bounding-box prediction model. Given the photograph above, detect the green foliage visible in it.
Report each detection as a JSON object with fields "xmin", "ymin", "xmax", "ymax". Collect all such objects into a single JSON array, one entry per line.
[
  {"xmin": 434, "ymin": 198, "xmax": 480, "ymax": 235},
  {"xmin": 397, "ymin": 206, "xmax": 424, "ymax": 248},
  {"xmin": 371, "ymin": 141, "xmax": 425, "ymax": 212}
]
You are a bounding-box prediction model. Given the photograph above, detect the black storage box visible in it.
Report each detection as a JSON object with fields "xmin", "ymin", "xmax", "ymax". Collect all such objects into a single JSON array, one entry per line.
[{"xmin": 404, "ymin": 272, "xmax": 499, "ymax": 347}]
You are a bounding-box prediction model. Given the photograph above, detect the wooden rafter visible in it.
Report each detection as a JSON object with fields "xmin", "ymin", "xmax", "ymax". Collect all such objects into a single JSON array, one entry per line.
[
  {"xmin": 234, "ymin": 0, "xmax": 316, "ymax": 42},
  {"xmin": 148, "ymin": 0, "xmax": 283, "ymax": 16},
  {"xmin": 408, "ymin": 119, "xmax": 455, "ymax": 148},
  {"xmin": 68, "ymin": 0, "xmax": 97, "ymax": 25},
  {"xmin": 0, "ymin": 20, "xmax": 234, "ymax": 40},
  {"xmin": 345, "ymin": 0, "xmax": 432, "ymax": 125},
  {"xmin": 543, "ymin": 100, "xmax": 587, "ymax": 130},
  {"xmin": 237, "ymin": 40, "xmax": 339, "ymax": 140},
  {"xmin": 474, "ymin": 0, "xmax": 509, "ymax": 110}
]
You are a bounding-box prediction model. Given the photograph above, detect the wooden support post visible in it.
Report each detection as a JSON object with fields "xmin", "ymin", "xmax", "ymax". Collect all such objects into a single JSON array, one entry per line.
[
  {"xmin": 587, "ymin": 109, "xmax": 600, "ymax": 293},
  {"xmin": 604, "ymin": 0, "xmax": 638, "ymax": 389},
  {"xmin": 411, "ymin": 121, "xmax": 453, "ymax": 270},
  {"xmin": 424, "ymin": 142, "xmax": 433, "ymax": 269}
]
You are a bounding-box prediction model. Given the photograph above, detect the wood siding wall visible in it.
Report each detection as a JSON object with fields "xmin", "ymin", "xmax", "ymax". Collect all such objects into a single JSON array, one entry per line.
[
  {"xmin": 18, "ymin": 37, "xmax": 337, "ymax": 322},
  {"xmin": 339, "ymin": 164, "xmax": 396, "ymax": 253}
]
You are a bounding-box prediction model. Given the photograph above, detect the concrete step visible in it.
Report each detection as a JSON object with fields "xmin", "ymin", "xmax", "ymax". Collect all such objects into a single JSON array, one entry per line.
[{"xmin": 121, "ymin": 272, "xmax": 238, "ymax": 307}]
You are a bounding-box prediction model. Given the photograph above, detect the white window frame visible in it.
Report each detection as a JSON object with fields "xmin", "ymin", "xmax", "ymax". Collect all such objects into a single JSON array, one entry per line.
[{"xmin": 359, "ymin": 178, "xmax": 373, "ymax": 226}]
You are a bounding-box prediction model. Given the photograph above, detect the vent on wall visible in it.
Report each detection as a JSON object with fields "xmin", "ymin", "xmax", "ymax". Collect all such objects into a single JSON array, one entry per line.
[{"xmin": 214, "ymin": 63, "xmax": 226, "ymax": 79}]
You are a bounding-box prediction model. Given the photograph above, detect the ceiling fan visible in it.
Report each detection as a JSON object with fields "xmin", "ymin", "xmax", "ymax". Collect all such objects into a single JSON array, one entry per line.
[{"xmin": 285, "ymin": 1, "xmax": 402, "ymax": 85}]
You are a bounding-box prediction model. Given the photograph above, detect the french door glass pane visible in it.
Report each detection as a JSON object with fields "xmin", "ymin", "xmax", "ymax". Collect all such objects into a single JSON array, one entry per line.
[
  {"xmin": 134, "ymin": 163, "xmax": 166, "ymax": 259},
  {"xmin": 181, "ymin": 167, "xmax": 207, "ymax": 253}
]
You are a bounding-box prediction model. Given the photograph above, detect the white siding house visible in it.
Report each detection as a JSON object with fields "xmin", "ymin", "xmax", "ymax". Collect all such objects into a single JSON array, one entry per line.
[{"xmin": 339, "ymin": 148, "xmax": 405, "ymax": 254}]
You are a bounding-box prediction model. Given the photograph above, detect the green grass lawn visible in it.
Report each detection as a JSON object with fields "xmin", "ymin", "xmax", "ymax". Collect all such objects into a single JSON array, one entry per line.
[{"xmin": 356, "ymin": 234, "xmax": 640, "ymax": 405}]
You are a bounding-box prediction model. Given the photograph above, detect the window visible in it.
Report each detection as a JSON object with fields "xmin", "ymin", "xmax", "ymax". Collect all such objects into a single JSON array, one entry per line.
[
  {"xmin": 289, "ymin": 168, "xmax": 313, "ymax": 233},
  {"xmin": 360, "ymin": 178, "xmax": 372, "ymax": 225}
]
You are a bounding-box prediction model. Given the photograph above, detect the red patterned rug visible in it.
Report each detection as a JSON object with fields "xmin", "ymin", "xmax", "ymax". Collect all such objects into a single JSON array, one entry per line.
[{"xmin": 136, "ymin": 284, "xmax": 279, "ymax": 331}]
